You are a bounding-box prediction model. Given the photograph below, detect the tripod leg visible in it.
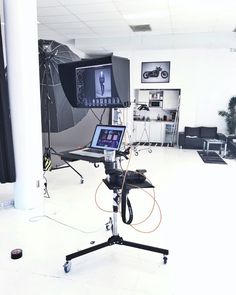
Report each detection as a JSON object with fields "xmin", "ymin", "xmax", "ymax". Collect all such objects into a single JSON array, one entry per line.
[
  {"xmin": 64, "ymin": 240, "xmax": 110, "ymax": 272},
  {"xmin": 65, "ymin": 241, "xmax": 110, "ymax": 262},
  {"xmin": 63, "ymin": 159, "xmax": 84, "ymax": 183},
  {"xmin": 50, "ymin": 147, "xmax": 84, "ymax": 183},
  {"xmin": 122, "ymin": 239, "xmax": 169, "ymax": 263},
  {"xmin": 122, "ymin": 239, "xmax": 169, "ymax": 255}
]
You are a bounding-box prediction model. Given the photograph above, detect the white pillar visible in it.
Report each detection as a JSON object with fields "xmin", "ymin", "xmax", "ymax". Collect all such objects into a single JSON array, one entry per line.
[{"xmin": 3, "ymin": 0, "xmax": 44, "ymax": 209}]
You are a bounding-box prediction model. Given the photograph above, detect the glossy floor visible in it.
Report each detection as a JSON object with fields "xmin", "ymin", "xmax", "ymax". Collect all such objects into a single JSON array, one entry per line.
[{"xmin": 0, "ymin": 147, "xmax": 236, "ymax": 295}]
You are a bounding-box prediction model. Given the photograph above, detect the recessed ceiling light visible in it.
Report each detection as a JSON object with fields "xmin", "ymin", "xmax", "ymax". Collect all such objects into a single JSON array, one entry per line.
[{"xmin": 129, "ymin": 24, "xmax": 152, "ymax": 32}]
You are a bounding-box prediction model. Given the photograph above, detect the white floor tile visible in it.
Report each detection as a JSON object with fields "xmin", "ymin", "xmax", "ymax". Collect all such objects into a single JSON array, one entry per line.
[{"xmin": 1, "ymin": 147, "xmax": 236, "ymax": 295}]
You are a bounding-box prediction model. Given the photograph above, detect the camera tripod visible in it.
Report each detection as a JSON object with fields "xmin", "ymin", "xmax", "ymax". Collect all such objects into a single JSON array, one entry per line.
[{"xmin": 63, "ymin": 159, "xmax": 169, "ymax": 273}]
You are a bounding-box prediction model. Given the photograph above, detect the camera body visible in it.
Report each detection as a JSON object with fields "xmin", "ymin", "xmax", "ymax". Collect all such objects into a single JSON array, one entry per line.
[{"xmin": 107, "ymin": 168, "xmax": 146, "ymax": 188}]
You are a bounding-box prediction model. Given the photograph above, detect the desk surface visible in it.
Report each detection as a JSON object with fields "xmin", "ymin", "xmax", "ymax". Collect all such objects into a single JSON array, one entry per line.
[
  {"xmin": 103, "ymin": 178, "xmax": 154, "ymax": 191},
  {"xmin": 60, "ymin": 149, "xmax": 105, "ymax": 164}
]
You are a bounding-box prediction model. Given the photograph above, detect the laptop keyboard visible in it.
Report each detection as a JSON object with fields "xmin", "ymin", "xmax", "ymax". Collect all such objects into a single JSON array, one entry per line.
[{"xmin": 85, "ymin": 148, "xmax": 104, "ymax": 154}]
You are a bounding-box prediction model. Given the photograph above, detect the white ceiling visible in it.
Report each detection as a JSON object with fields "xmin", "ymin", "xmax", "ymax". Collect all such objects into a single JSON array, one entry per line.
[{"xmin": 25, "ymin": 0, "xmax": 236, "ymax": 54}]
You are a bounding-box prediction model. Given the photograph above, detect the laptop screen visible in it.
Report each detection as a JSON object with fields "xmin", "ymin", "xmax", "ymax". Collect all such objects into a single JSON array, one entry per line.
[{"xmin": 90, "ymin": 125, "xmax": 126, "ymax": 151}]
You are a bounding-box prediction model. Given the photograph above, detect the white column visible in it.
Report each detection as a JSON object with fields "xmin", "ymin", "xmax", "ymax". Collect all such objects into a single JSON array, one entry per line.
[{"xmin": 3, "ymin": 0, "xmax": 44, "ymax": 209}]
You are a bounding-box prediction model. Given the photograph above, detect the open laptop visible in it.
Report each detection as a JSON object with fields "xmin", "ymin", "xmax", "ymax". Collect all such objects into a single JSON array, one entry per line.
[{"xmin": 69, "ymin": 124, "xmax": 126, "ymax": 158}]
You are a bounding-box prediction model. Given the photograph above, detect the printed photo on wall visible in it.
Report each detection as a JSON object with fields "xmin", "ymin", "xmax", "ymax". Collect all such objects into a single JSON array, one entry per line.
[{"xmin": 141, "ymin": 61, "xmax": 170, "ymax": 83}]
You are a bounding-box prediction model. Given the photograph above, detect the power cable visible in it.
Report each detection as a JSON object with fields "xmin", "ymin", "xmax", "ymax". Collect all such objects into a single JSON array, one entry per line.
[
  {"xmin": 94, "ymin": 149, "xmax": 162, "ymax": 233},
  {"xmin": 29, "ymin": 214, "xmax": 104, "ymax": 234}
]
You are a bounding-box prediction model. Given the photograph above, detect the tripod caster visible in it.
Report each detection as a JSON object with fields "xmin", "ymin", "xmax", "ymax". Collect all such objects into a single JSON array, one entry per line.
[
  {"xmin": 148, "ymin": 148, "xmax": 152, "ymax": 153},
  {"xmin": 63, "ymin": 261, "xmax": 72, "ymax": 273},
  {"xmin": 163, "ymin": 256, "xmax": 168, "ymax": 264},
  {"xmin": 135, "ymin": 151, "xmax": 139, "ymax": 156},
  {"xmin": 80, "ymin": 178, "xmax": 84, "ymax": 184}
]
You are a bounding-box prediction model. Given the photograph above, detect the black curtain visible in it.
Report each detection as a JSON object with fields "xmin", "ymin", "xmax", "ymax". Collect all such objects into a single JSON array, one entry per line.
[{"xmin": 0, "ymin": 20, "xmax": 16, "ymax": 183}]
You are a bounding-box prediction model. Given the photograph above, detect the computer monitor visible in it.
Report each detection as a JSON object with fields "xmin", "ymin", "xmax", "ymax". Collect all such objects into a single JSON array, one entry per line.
[
  {"xmin": 58, "ymin": 55, "xmax": 130, "ymax": 109},
  {"xmin": 91, "ymin": 125, "xmax": 126, "ymax": 151},
  {"xmin": 75, "ymin": 63, "xmax": 120, "ymax": 108}
]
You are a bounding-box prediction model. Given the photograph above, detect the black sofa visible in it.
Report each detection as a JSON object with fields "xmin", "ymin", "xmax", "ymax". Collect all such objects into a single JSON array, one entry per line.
[{"xmin": 178, "ymin": 126, "xmax": 226, "ymax": 149}]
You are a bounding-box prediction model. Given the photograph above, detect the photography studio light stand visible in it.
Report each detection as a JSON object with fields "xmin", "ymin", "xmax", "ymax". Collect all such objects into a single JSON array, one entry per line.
[
  {"xmin": 133, "ymin": 104, "xmax": 152, "ymax": 156},
  {"xmin": 42, "ymin": 54, "xmax": 84, "ymax": 183},
  {"xmin": 63, "ymin": 151, "xmax": 169, "ymax": 273}
]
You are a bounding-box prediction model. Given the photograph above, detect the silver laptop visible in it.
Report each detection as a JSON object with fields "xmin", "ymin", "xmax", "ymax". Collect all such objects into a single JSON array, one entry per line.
[{"xmin": 69, "ymin": 124, "xmax": 126, "ymax": 158}]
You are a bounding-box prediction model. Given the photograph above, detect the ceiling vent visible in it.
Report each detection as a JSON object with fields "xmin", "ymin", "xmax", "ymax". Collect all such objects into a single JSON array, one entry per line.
[{"xmin": 129, "ymin": 24, "xmax": 151, "ymax": 32}]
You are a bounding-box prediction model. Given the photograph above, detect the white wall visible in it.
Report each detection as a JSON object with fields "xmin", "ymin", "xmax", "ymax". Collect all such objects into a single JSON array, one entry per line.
[{"xmin": 114, "ymin": 48, "xmax": 236, "ymax": 135}]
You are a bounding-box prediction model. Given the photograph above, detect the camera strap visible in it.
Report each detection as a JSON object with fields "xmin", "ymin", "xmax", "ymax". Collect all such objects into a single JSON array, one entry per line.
[{"xmin": 121, "ymin": 186, "xmax": 133, "ymax": 224}]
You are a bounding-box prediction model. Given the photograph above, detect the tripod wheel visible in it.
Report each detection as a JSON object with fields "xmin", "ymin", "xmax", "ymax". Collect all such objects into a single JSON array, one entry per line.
[
  {"xmin": 63, "ymin": 261, "xmax": 72, "ymax": 273},
  {"xmin": 80, "ymin": 178, "xmax": 84, "ymax": 184},
  {"xmin": 163, "ymin": 256, "xmax": 168, "ymax": 264}
]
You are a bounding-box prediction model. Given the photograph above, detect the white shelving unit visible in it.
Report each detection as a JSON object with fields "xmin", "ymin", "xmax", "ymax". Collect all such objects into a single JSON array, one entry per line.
[{"xmin": 133, "ymin": 89, "xmax": 180, "ymax": 146}]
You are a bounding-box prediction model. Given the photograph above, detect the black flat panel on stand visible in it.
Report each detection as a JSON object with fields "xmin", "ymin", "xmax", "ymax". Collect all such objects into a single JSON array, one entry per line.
[{"xmin": 58, "ymin": 54, "xmax": 130, "ymax": 108}]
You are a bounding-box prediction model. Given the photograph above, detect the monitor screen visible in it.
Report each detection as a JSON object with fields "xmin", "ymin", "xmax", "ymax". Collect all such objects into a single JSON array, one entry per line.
[
  {"xmin": 58, "ymin": 55, "xmax": 130, "ymax": 109},
  {"xmin": 75, "ymin": 64, "xmax": 121, "ymax": 108},
  {"xmin": 91, "ymin": 125, "xmax": 126, "ymax": 151}
]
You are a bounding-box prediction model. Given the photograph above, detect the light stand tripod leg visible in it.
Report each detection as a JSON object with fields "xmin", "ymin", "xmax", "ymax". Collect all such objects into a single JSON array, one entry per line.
[
  {"xmin": 122, "ymin": 240, "xmax": 169, "ymax": 255},
  {"xmin": 50, "ymin": 147, "xmax": 84, "ymax": 183},
  {"xmin": 65, "ymin": 241, "xmax": 110, "ymax": 262},
  {"xmin": 61, "ymin": 159, "xmax": 84, "ymax": 183}
]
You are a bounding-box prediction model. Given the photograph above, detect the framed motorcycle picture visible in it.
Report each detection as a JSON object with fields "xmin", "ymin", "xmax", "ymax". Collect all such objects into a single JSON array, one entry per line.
[{"xmin": 141, "ymin": 61, "xmax": 170, "ymax": 83}]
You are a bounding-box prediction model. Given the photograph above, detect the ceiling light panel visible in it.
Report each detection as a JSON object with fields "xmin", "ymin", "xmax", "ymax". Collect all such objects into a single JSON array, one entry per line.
[
  {"xmin": 66, "ymin": 3, "xmax": 118, "ymax": 14},
  {"xmin": 46, "ymin": 22, "xmax": 88, "ymax": 30},
  {"xmin": 169, "ymin": 0, "xmax": 228, "ymax": 16},
  {"xmin": 75, "ymin": 11, "xmax": 123, "ymax": 22},
  {"xmin": 37, "ymin": 6, "xmax": 71, "ymax": 16},
  {"xmin": 91, "ymin": 26, "xmax": 132, "ymax": 34},
  {"xmin": 66, "ymin": 32, "xmax": 98, "ymax": 39},
  {"xmin": 37, "ymin": 0, "xmax": 60, "ymax": 7},
  {"xmin": 113, "ymin": 0, "xmax": 167, "ymax": 6},
  {"xmin": 38, "ymin": 15, "xmax": 79, "ymax": 24},
  {"xmin": 123, "ymin": 11, "xmax": 169, "ymax": 20},
  {"xmin": 85, "ymin": 19, "xmax": 128, "ymax": 28},
  {"xmin": 58, "ymin": 0, "xmax": 113, "ymax": 4},
  {"xmin": 59, "ymin": 26, "xmax": 95, "ymax": 35}
]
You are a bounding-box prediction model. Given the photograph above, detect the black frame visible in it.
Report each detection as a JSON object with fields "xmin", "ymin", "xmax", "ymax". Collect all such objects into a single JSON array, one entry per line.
[{"xmin": 141, "ymin": 61, "xmax": 170, "ymax": 83}]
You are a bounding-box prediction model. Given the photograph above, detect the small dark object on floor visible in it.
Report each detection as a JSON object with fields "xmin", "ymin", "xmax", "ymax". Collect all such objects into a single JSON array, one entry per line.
[
  {"xmin": 197, "ymin": 151, "xmax": 227, "ymax": 164},
  {"xmin": 11, "ymin": 248, "xmax": 23, "ymax": 259}
]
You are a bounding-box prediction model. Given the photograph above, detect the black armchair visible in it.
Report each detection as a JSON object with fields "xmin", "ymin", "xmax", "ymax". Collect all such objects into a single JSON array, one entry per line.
[{"xmin": 227, "ymin": 135, "xmax": 236, "ymax": 157}]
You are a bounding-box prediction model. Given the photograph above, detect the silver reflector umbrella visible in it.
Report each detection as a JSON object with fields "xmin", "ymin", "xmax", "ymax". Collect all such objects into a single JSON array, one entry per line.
[{"xmin": 39, "ymin": 39, "xmax": 88, "ymax": 133}]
